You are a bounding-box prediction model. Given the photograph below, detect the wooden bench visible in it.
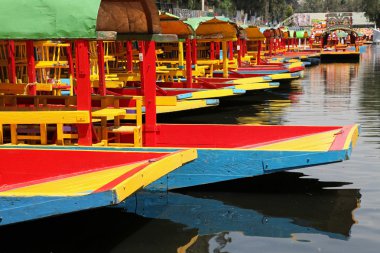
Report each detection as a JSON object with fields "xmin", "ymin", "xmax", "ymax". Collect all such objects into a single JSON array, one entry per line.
[
  {"xmin": 92, "ymin": 97, "xmax": 143, "ymax": 147},
  {"xmin": 0, "ymin": 111, "xmax": 90, "ymax": 145}
]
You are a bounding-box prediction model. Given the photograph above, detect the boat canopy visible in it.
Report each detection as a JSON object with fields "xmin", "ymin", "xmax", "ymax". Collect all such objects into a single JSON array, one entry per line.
[
  {"xmin": 159, "ymin": 12, "xmax": 193, "ymax": 38},
  {"xmin": 186, "ymin": 17, "xmax": 237, "ymax": 40},
  {"xmin": 245, "ymin": 26, "xmax": 266, "ymax": 41},
  {"xmin": 323, "ymin": 27, "xmax": 358, "ymax": 37},
  {"xmin": 0, "ymin": 0, "xmax": 161, "ymax": 40}
]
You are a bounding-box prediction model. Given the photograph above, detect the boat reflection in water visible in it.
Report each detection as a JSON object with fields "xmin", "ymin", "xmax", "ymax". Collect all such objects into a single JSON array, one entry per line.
[
  {"xmin": 0, "ymin": 172, "xmax": 360, "ymax": 252},
  {"xmin": 119, "ymin": 172, "xmax": 360, "ymax": 252}
]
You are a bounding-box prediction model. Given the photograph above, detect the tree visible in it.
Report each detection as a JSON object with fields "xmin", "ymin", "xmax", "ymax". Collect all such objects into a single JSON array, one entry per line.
[{"xmin": 362, "ymin": 0, "xmax": 380, "ymax": 26}]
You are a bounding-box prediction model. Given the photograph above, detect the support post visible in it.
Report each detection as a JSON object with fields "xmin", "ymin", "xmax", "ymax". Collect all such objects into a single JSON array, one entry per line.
[
  {"xmin": 75, "ymin": 40, "xmax": 92, "ymax": 146},
  {"xmin": 287, "ymin": 38, "xmax": 290, "ymax": 51},
  {"xmin": 126, "ymin": 41, "xmax": 133, "ymax": 72},
  {"xmin": 139, "ymin": 41, "xmax": 157, "ymax": 146},
  {"xmin": 215, "ymin": 42, "xmax": 220, "ymax": 59},
  {"xmin": 210, "ymin": 41, "xmax": 215, "ymax": 60},
  {"xmin": 269, "ymin": 38, "xmax": 273, "ymax": 56},
  {"xmin": 191, "ymin": 39, "xmax": 197, "ymax": 65},
  {"xmin": 66, "ymin": 44, "xmax": 74, "ymax": 95},
  {"xmin": 222, "ymin": 41, "xmax": 228, "ymax": 78},
  {"xmin": 178, "ymin": 41, "xmax": 184, "ymax": 69},
  {"xmin": 185, "ymin": 38, "xmax": 192, "ymax": 88},
  {"xmin": 228, "ymin": 41, "xmax": 234, "ymax": 61},
  {"xmin": 26, "ymin": 40, "xmax": 36, "ymax": 95},
  {"xmin": 97, "ymin": 41, "xmax": 106, "ymax": 96},
  {"xmin": 257, "ymin": 40, "xmax": 261, "ymax": 65},
  {"xmin": 7, "ymin": 40, "xmax": 16, "ymax": 84},
  {"xmin": 237, "ymin": 39, "xmax": 242, "ymax": 67}
]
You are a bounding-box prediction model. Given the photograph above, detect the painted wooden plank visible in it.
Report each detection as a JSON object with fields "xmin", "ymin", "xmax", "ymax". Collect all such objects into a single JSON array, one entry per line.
[
  {"xmin": 177, "ymin": 88, "xmax": 245, "ymax": 100},
  {"xmin": 225, "ymin": 82, "xmax": 280, "ymax": 91},
  {"xmin": 0, "ymin": 111, "xmax": 90, "ymax": 124},
  {"xmin": 156, "ymin": 99, "xmax": 219, "ymax": 114}
]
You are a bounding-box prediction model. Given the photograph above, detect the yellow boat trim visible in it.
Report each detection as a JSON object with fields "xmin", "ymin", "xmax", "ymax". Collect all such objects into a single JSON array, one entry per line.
[
  {"xmin": 344, "ymin": 124, "xmax": 360, "ymax": 149},
  {"xmin": 232, "ymin": 82, "xmax": 278, "ymax": 91},
  {"xmin": 114, "ymin": 148, "xmax": 197, "ymax": 202},
  {"xmin": 251, "ymin": 129, "xmax": 342, "ymax": 151},
  {"xmin": 0, "ymin": 161, "xmax": 147, "ymax": 197},
  {"xmin": 156, "ymin": 99, "xmax": 218, "ymax": 114},
  {"xmin": 0, "ymin": 149, "xmax": 197, "ymax": 201},
  {"xmin": 229, "ymin": 76, "xmax": 268, "ymax": 84},
  {"xmin": 183, "ymin": 89, "xmax": 241, "ymax": 100}
]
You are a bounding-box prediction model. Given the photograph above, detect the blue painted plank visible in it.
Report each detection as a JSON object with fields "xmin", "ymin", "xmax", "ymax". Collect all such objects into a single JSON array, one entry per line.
[{"xmin": 0, "ymin": 191, "xmax": 115, "ymax": 226}]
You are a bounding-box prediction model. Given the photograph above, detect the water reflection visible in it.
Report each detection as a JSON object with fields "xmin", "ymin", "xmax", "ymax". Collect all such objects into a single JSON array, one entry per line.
[
  {"xmin": 320, "ymin": 63, "xmax": 359, "ymax": 94},
  {"xmin": 0, "ymin": 173, "xmax": 360, "ymax": 252}
]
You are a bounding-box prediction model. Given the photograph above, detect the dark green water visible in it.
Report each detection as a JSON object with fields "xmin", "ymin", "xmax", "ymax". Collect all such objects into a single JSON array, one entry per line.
[{"xmin": 0, "ymin": 46, "xmax": 379, "ymax": 253}]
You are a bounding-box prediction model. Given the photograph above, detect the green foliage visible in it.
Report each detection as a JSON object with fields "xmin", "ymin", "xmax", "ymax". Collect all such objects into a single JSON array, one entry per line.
[{"xmin": 171, "ymin": 0, "xmax": 379, "ymax": 26}]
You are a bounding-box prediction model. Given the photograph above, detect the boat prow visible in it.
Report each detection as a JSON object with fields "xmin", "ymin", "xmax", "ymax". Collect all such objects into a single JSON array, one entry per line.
[
  {"xmin": 143, "ymin": 124, "xmax": 360, "ymax": 190},
  {"xmin": 0, "ymin": 147, "xmax": 197, "ymax": 226}
]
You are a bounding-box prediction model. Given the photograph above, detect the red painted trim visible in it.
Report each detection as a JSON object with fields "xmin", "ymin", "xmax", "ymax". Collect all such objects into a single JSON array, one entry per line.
[
  {"xmin": 154, "ymin": 124, "xmax": 342, "ymax": 149},
  {"xmin": 93, "ymin": 162, "xmax": 149, "ymax": 193},
  {"xmin": 7, "ymin": 40, "xmax": 16, "ymax": 84},
  {"xmin": 139, "ymin": 41, "xmax": 157, "ymax": 146},
  {"xmin": 97, "ymin": 41, "xmax": 106, "ymax": 96},
  {"xmin": 0, "ymin": 149, "xmax": 169, "ymax": 190},
  {"xmin": 75, "ymin": 40, "xmax": 92, "ymax": 146},
  {"xmin": 329, "ymin": 125, "xmax": 355, "ymax": 150}
]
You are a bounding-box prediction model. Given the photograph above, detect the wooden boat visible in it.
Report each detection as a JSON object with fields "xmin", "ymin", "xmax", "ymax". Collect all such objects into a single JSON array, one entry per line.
[
  {"xmin": 213, "ymin": 62, "xmax": 305, "ymax": 78},
  {"xmin": 0, "ymin": 147, "xmax": 196, "ymax": 226},
  {"xmin": 319, "ymin": 13, "xmax": 361, "ymax": 63},
  {"xmin": 0, "ymin": 0, "xmax": 360, "ymax": 226}
]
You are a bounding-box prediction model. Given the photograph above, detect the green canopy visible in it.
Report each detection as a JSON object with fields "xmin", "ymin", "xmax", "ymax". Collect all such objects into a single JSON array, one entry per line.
[
  {"xmin": 0, "ymin": 0, "xmax": 101, "ymax": 39},
  {"xmin": 337, "ymin": 31, "xmax": 348, "ymax": 38},
  {"xmin": 185, "ymin": 16, "xmax": 231, "ymax": 31}
]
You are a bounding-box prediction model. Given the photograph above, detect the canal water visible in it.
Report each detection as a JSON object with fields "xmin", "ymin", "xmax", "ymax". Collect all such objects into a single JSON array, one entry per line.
[{"xmin": 0, "ymin": 46, "xmax": 379, "ymax": 253}]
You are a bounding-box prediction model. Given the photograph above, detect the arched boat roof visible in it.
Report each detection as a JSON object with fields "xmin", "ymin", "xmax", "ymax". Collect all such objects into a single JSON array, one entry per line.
[
  {"xmin": 159, "ymin": 12, "xmax": 194, "ymax": 39},
  {"xmin": 185, "ymin": 17, "xmax": 238, "ymax": 40},
  {"xmin": 244, "ymin": 26, "xmax": 266, "ymax": 41},
  {"xmin": 0, "ymin": 0, "xmax": 162, "ymax": 40}
]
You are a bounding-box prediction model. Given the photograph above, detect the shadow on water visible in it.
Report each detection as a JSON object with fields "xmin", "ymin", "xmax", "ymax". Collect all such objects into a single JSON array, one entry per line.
[{"xmin": 0, "ymin": 172, "xmax": 360, "ymax": 253}]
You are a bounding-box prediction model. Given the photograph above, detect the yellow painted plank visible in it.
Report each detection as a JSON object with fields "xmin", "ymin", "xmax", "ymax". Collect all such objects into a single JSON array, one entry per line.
[
  {"xmin": 36, "ymin": 83, "xmax": 53, "ymax": 91},
  {"xmin": 251, "ymin": 129, "xmax": 341, "ymax": 151},
  {"xmin": 268, "ymin": 73, "xmax": 298, "ymax": 80},
  {"xmin": 0, "ymin": 111, "xmax": 90, "ymax": 124},
  {"xmin": 92, "ymin": 108, "xmax": 126, "ymax": 118},
  {"xmin": 183, "ymin": 89, "xmax": 240, "ymax": 100},
  {"xmin": 114, "ymin": 149, "xmax": 197, "ymax": 201},
  {"xmin": 35, "ymin": 61, "xmax": 69, "ymax": 68},
  {"xmin": 156, "ymin": 100, "xmax": 218, "ymax": 114},
  {"xmin": 0, "ymin": 162, "xmax": 147, "ymax": 196},
  {"xmin": 344, "ymin": 124, "xmax": 360, "ymax": 149},
  {"xmin": 229, "ymin": 76, "xmax": 268, "ymax": 84},
  {"xmin": 232, "ymin": 82, "xmax": 279, "ymax": 91}
]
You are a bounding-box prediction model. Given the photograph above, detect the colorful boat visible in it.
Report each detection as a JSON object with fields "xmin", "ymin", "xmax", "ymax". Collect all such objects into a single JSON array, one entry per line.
[
  {"xmin": 213, "ymin": 62, "xmax": 305, "ymax": 78},
  {"xmin": 0, "ymin": 0, "xmax": 360, "ymax": 226}
]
